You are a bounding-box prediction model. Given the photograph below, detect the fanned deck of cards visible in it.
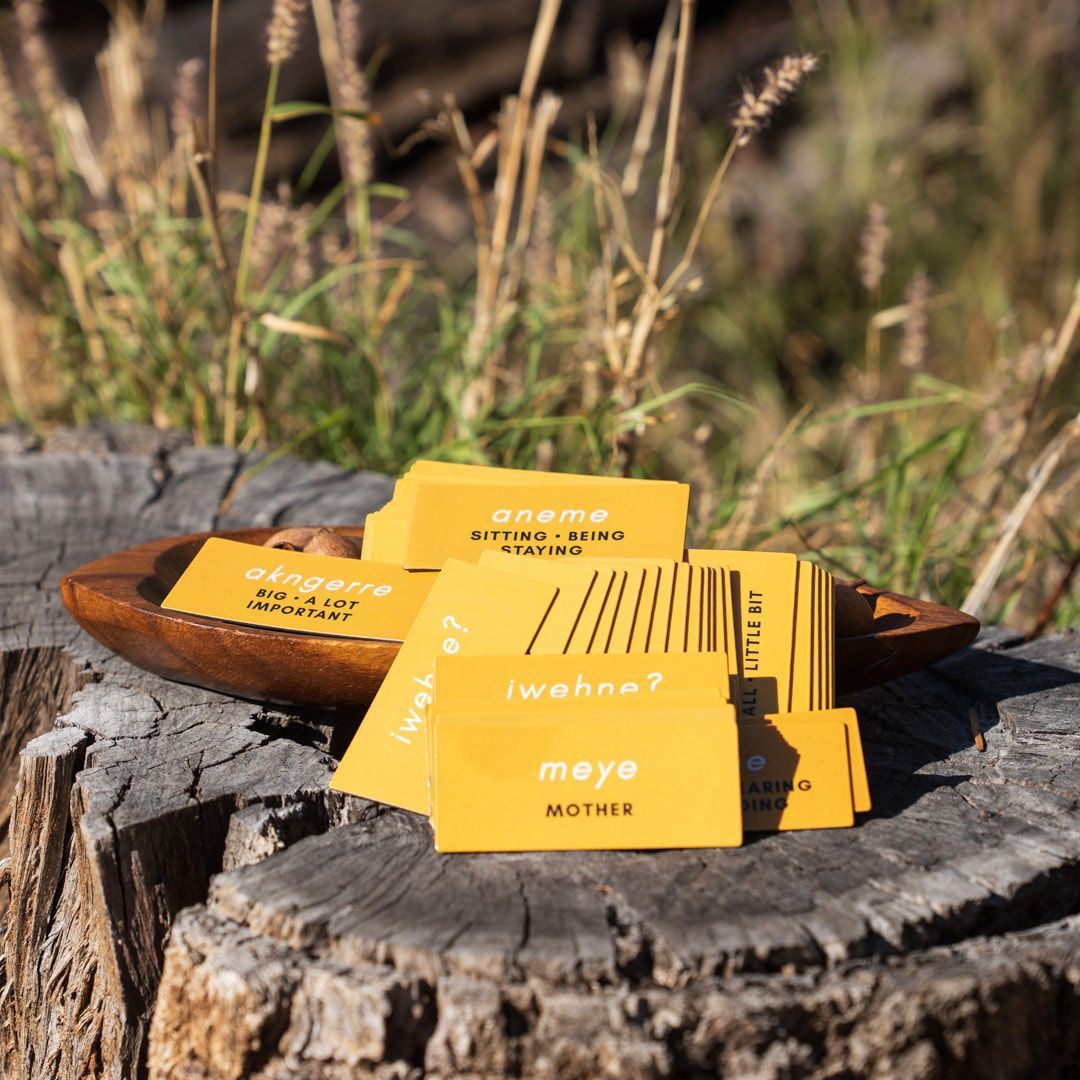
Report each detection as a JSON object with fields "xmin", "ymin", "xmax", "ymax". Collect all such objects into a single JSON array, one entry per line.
[
  {"xmin": 327, "ymin": 460, "xmax": 870, "ymax": 852},
  {"xmin": 161, "ymin": 458, "xmax": 870, "ymax": 851}
]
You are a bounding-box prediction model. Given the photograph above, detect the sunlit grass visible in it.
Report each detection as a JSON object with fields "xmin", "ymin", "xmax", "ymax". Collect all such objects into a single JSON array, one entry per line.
[{"xmin": 0, "ymin": 0, "xmax": 1076, "ymax": 632}]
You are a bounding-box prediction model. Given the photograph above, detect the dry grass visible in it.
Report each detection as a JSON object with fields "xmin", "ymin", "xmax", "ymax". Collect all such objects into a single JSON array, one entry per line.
[{"xmin": 0, "ymin": 0, "xmax": 1076, "ymax": 632}]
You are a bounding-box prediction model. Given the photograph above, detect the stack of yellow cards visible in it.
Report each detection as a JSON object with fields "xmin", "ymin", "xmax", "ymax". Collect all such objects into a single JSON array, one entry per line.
[
  {"xmin": 327, "ymin": 553, "xmax": 729, "ymax": 813},
  {"xmin": 427, "ymin": 653, "xmax": 742, "ymax": 852},
  {"xmin": 155, "ymin": 456, "xmax": 869, "ymax": 853},
  {"xmin": 329, "ymin": 554, "xmax": 870, "ymax": 851},
  {"xmin": 426, "ymin": 654, "xmax": 870, "ymax": 852},
  {"xmin": 688, "ymin": 550, "xmax": 835, "ymax": 719},
  {"xmin": 361, "ymin": 460, "xmax": 690, "ymax": 566}
]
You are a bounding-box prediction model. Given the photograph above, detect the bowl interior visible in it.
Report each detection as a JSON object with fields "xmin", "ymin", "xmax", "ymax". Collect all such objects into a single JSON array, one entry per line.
[{"xmin": 863, "ymin": 590, "xmax": 917, "ymax": 633}]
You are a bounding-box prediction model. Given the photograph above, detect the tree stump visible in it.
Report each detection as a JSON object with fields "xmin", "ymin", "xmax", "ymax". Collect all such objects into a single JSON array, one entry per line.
[{"xmin": 1, "ymin": 425, "xmax": 1078, "ymax": 1079}]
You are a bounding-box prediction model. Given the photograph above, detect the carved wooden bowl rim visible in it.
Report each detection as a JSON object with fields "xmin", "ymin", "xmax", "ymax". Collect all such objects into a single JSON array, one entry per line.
[{"xmin": 59, "ymin": 527, "xmax": 981, "ymax": 709}]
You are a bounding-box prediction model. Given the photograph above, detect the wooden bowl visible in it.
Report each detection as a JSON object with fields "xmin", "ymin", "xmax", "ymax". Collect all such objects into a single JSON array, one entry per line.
[
  {"xmin": 60, "ymin": 526, "xmax": 394, "ymax": 710},
  {"xmin": 833, "ymin": 586, "xmax": 979, "ymax": 694},
  {"xmin": 59, "ymin": 528, "xmax": 980, "ymax": 710}
]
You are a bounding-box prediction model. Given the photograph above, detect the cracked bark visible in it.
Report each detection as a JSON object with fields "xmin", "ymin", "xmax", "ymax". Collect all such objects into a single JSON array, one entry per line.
[
  {"xmin": 146, "ymin": 616, "xmax": 1080, "ymax": 1077},
  {"xmin": 145, "ymin": 613, "xmax": 1080, "ymax": 1077},
  {"xmin": 0, "ymin": 426, "xmax": 1078, "ymax": 1078},
  {"xmin": 0, "ymin": 427, "xmax": 391, "ymax": 1079}
]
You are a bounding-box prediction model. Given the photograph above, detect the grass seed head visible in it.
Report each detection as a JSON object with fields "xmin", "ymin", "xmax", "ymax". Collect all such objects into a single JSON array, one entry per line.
[
  {"xmin": 266, "ymin": 0, "xmax": 308, "ymax": 66},
  {"xmin": 858, "ymin": 201, "xmax": 891, "ymax": 293},
  {"xmin": 170, "ymin": 58, "xmax": 204, "ymax": 141},
  {"xmin": 899, "ymin": 271, "xmax": 931, "ymax": 370},
  {"xmin": 732, "ymin": 53, "xmax": 817, "ymax": 147},
  {"xmin": 0, "ymin": 54, "xmax": 26, "ymax": 154},
  {"xmin": 336, "ymin": 0, "xmax": 373, "ymax": 185},
  {"xmin": 14, "ymin": 0, "xmax": 65, "ymax": 113}
]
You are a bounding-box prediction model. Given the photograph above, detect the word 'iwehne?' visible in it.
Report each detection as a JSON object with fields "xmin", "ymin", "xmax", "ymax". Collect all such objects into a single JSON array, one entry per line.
[{"xmin": 505, "ymin": 672, "xmax": 665, "ymax": 701}]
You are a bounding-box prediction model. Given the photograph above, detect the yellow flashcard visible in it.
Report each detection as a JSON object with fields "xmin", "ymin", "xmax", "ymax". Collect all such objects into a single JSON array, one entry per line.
[
  {"xmin": 822, "ymin": 566, "xmax": 835, "ymax": 708},
  {"xmin": 593, "ymin": 566, "xmax": 645, "ymax": 653},
  {"xmin": 790, "ymin": 560, "xmax": 814, "ymax": 713},
  {"xmin": 826, "ymin": 571, "xmax": 835, "ymax": 707},
  {"xmin": 363, "ymin": 511, "xmax": 411, "ymax": 564},
  {"xmin": 425, "ymin": 691, "xmax": 732, "ymax": 819},
  {"xmin": 667, "ymin": 563, "xmax": 691, "ymax": 651},
  {"xmin": 688, "ymin": 550, "xmax": 799, "ymax": 718},
  {"xmin": 431, "ymin": 706, "xmax": 742, "ymax": 852},
  {"xmin": 810, "ymin": 564, "xmax": 819, "ymax": 709},
  {"xmin": 767, "ymin": 708, "xmax": 870, "ymax": 812},
  {"xmin": 812, "ymin": 565, "xmax": 820, "ymax": 708},
  {"xmin": 812, "ymin": 566, "xmax": 818, "ymax": 709},
  {"xmin": 699, "ymin": 565, "xmax": 713, "ymax": 652},
  {"xmin": 329, "ymin": 560, "xmax": 557, "ymax": 813},
  {"xmin": 401, "ymin": 480, "xmax": 689, "ymax": 569},
  {"xmin": 715, "ymin": 567, "xmax": 736, "ymax": 671},
  {"xmin": 587, "ymin": 569, "xmax": 627, "ymax": 652},
  {"xmin": 565, "ymin": 567, "xmax": 617, "ymax": 655},
  {"xmin": 627, "ymin": 563, "xmax": 662, "ymax": 653},
  {"xmin": 707, "ymin": 567, "xmax": 719, "ymax": 652},
  {"xmin": 477, "ymin": 552, "xmax": 598, "ymax": 655},
  {"xmin": 686, "ymin": 563, "xmax": 704, "ymax": 652},
  {"xmin": 360, "ymin": 513, "xmax": 377, "ymax": 559},
  {"xmin": 808, "ymin": 564, "xmax": 818, "ymax": 710},
  {"xmin": 819, "ymin": 570, "xmax": 828, "ymax": 707},
  {"xmin": 162, "ymin": 537, "xmax": 435, "ymax": 642},
  {"xmin": 646, "ymin": 561, "xmax": 676, "ymax": 652},
  {"xmin": 739, "ymin": 718, "xmax": 854, "ymax": 831},
  {"xmin": 703, "ymin": 566, "xmax": 714, "ymax": 651},
  {"xmin": 725, "ymin": 570, "xmax": 740, "ymax": 677},
  {"xmin": 434, "ymin": 651, "xmax": 733, "ymax": 711},
  {"xmin": 708, "ymin": 566, "xmax": 739, "ymax": 684}
]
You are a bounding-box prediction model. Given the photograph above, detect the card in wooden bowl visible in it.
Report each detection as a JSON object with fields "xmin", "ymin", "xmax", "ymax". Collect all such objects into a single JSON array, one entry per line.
[{"xmin": 59, "ymin": 526, "xmax": 402, "ymax": 710}]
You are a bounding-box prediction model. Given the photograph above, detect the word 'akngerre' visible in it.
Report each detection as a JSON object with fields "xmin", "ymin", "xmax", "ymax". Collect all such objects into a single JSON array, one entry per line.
[{"xmin": 244, "ymin": 563, "xmax": 394, "ymax": 596}]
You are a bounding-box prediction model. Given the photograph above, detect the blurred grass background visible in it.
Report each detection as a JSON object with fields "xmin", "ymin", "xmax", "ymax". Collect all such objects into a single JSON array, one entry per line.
[{"xmin": 0, "ymin": 0, "xmax": 1076, "ymax": 631}]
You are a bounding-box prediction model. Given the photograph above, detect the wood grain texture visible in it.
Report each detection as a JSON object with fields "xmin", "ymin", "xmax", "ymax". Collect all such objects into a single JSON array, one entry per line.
[
  {"xmin": 0, "ymin": 426, "xmax": 1076, "ymax": 1079},
  {"xmin": 58, "ymin": 530, "xmax": 977, "ymax": 710},
  {"xmin": 0, "ymin": 428, "xmax": 390, "ymax": 1079},
  {"xmin": 836, "ymin": 585, "xmax": 980, "ymax": 692}
]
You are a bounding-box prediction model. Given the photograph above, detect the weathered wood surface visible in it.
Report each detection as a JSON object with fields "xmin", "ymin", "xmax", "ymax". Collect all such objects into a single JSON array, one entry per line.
[
  {"xmin": 0, "ymin": 425, "xmax": 393, "ymax": 1079},
  {"xmin": 0, "ymin": 425, "xmax": 1078, "ymax": 1079}
]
